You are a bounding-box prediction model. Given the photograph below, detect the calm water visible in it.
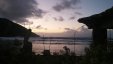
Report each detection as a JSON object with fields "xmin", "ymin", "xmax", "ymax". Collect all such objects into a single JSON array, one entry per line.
[
  {"xmin": 0, "ymin": 37, "xmax": 90, "ymax": 55},
  {"xmin": 32, "ymin": 39, "xmax": 90, "ymax": 55}
]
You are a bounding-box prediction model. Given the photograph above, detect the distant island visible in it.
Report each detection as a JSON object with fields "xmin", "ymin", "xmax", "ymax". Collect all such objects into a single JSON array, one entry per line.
[{"xmin": 0, "ymin": 18, "xmax": 39, "ymax": 37}]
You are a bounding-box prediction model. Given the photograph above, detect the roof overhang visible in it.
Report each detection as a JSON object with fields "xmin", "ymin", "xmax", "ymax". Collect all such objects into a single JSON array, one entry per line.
[{"xmin": 78, "ymin": 7, "xmax": 113, "ymax": 29}]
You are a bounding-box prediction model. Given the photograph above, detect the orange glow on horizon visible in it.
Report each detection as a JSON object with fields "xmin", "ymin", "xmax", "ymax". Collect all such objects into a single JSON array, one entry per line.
[{"xmin": 32, "ymin": 29, "xmax": 65, "ymax": 33}]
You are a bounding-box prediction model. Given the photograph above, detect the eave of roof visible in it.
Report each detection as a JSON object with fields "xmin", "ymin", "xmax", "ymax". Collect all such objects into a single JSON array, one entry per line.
[{"xmin": 78, "ymin": 7, "xmax": 113, "ymax": 29}]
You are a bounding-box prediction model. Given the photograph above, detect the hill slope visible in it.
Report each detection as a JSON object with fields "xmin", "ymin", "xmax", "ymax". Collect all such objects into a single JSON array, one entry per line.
[{"xmin": 0, "ymin": 18, "xmax": 39, "ymax": 37}]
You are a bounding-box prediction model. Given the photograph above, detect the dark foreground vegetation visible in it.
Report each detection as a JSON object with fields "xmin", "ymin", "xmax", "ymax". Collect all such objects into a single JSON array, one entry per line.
[
  {"xmin": 80, "ymin": 42, "xmax": 113, "ymax": 64},
  {"xmin": 0, "ymin": 39, "xmax": 113, "ymax": 64},
  {"xmin": 0, "ymin": 39, "xmax": 81, "ymax": 64}
]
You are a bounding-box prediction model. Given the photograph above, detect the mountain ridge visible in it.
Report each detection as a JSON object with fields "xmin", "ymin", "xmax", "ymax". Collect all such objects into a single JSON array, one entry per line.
[{"xmin": 0, "ymin": 18, "xmax": 39, "ymax": 37}]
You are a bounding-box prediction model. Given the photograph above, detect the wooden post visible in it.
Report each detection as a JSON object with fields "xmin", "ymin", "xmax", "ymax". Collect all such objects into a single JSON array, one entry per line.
[
  {"xmin": 92, "ymin": 28, "xmax": 107, "ymax": 49},
  {"xmin": 24, "ymin": 29, "xmax": 31, "ymax": 43},
  {"xmin": 23, "ymin": 29, "xmax": 32, "ymax": 55}
]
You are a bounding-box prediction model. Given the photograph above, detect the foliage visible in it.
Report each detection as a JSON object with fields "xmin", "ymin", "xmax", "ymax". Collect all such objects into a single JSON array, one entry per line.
[{"xmin": 80, "ymin": 42, "xmax": 113, "ymax": 64}]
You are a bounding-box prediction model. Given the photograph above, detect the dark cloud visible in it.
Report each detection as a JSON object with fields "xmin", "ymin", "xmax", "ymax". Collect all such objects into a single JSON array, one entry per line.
[
  {"xmin": 64, "ymin": 28, "xmax": 71, "ymax": 30},
  {"xmin": 75, "ymin": 12, "xmax": 82, "ymax": 15},
  {"xmin": 53, "ymin": 16, "xmax": 64, "ymax": 21},
  {"xmin": 36, "ymin": 25, "xmax": 47, "ymax": 30},
  {"xmin": 0, "ymin": 0, "xmax": 45, "ymax": 23},
  {"xmin": 53, "ymin": 0, "xmax": 80, "ymax": 12},
  {"xmin": 69, "ymin": 16, "xmax": 76, "ymax": 20},
  {"xmin": 58, "ymin": 16, "xmax": 64, "ymax": 21},
  {"xmin": 53, "ymin": 17, "xmax": 57, "ymax": 21},
  {"xmin": 36, "ymin": 25, "xmax": 42, "ymax": 29}
]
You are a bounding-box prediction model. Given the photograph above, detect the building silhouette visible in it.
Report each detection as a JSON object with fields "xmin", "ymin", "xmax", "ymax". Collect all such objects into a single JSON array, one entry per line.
[{"xmin": 78, "ymin": 7, "xmax": 113, "ymax": 49}]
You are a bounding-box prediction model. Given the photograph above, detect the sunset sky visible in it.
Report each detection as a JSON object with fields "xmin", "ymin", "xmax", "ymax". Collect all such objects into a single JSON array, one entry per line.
[
  {"xmin": 0, "ymin": 0, "xmax": 113, "ymax": 37},
  {"xmin": 26, "ymin": 0, "xmax": 113, "ymax": 33}
]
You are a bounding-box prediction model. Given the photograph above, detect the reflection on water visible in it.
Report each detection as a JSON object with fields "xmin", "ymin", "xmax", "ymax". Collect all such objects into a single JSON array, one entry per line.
[{"xmin": 32, "ymin": 40, "xmax": 89, "ymax": 55}]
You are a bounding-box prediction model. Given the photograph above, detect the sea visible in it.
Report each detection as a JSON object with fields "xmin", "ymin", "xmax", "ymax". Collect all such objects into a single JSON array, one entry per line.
[
  {"xmin": 31, "ymin": 37, "xmax": 91, "ymax": 56},
  {"xmin": 0, "ymin": 37, "xmax": 91, "ymax": 56}
]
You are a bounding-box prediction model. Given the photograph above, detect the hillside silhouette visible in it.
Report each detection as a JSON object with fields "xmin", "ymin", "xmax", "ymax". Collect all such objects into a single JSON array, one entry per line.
[{"xmin": 0, "ymin": 18, "xmax": 39, "ymax": 37}]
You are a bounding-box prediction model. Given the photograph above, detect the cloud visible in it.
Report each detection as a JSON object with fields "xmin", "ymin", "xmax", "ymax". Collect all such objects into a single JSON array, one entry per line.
[
  {"xmin": 36, "ymin": 25, "xmax": 47, "ymax": 30},
  {"xmin": 64, "ymin": 28, "xmax": 72, "ymax": 31},
  {"xmin": 63, "ymin": 27, "xmax": 92, "ymax": 37},
  {"xmin": 53, "ymin": 17, "xmax": 57, "ymax": 21},
  {"xmin": 53, "ymin": 16, "xmax": 64, "ymax": 21},
  {"xmin": 75, "ymin": 12, "xmax": 82, "ymax": 15},
  {"xmin": 58, "ymin": 16, "xmax": 64, "ymax": 21},
  {"xmin": 38, "ymin": 28, "xmax": 92, "ymax": 37},
  {"xmin": 53, "ymin": 0, "xmax": 80, "ymax": 12},
  {"xmin": 69, "ymin": 16, "xmax": 76, "ymax": 20},
  {"xmin": 44, "ymin": 28, "xmax": 48, "ymax": 30},
  {"xmin": 0, "ymin": 0, "xmax": 45, "ymax": 23},
  {"xmin": 24, "ymin": 21, "xmax": 33, "ymax": 25},
  {"xmin": 36, "ymin": 25, "xmax": 42, "ymax": 29}
]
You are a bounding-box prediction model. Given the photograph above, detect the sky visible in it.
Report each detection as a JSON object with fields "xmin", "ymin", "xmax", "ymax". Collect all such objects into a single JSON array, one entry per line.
[{"xmin": 0, "ymin": 0, "xmax": 113, "ymax": 37}]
